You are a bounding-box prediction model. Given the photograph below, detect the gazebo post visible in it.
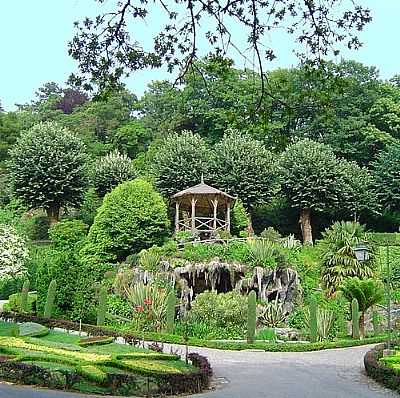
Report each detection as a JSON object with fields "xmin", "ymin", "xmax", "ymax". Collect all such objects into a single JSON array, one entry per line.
[
  {"xmin": 212, "ymin": 198, "xmax": 218, "ymax": 230},
  {"xmin": 175, "ymin": 201, "xmax": 180, "ymax": 233},
  {"xmin": 226, "ymin": 200, "xmax": 231, "ymax": 232},
  {"xmin": 191, "ymin": 196, "xmax": 196, "ymax": 233}
]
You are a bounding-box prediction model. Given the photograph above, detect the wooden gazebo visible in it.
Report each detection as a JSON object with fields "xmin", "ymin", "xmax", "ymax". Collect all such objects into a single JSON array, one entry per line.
[{"xmin": 172, "ymin": 178, "xmax": 236, "ymax": 235}]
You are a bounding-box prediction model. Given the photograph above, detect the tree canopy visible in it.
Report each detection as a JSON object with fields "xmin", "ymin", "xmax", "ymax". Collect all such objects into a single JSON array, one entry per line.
[
  {"xmin": 8, "ymin": 121, "xmax": 88, "ymax": 223},
  {"xmin": 68, "ymin": 0, "xmax": 371, "ymax": 93}
]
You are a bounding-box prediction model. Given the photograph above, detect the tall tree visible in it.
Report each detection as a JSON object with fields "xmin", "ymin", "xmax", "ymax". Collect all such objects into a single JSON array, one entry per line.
[
  {"xmin": 138, "ymin": 59, "xmax": 270, "ymax": 143},
  {"xmin": 278, "ymin": 139, "xmax": 361, "ymax": 243},
  {"xmin": 373, "ymin": 143, "xmax": 400, "ymax": 211},
  {"xmin": 152, "ymin": 131, "xmax": 210, "ymax": 197},
  {"xmin": 210, "ymin": 130, "xmax": 278, "ymax": 212},
  {"xmin": 8, "ymin": 121, "xmax": 88, "ymax": 224}
]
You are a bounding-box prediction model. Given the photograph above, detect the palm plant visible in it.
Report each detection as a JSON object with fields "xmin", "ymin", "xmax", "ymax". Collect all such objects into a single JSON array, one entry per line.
[
  {"xmin": 340, "ymin": 277, "xmax": 384, "ymax": 338},
  {"xmin": 320, "ymin": 221, "xmax": 375, "ymax": 296}
]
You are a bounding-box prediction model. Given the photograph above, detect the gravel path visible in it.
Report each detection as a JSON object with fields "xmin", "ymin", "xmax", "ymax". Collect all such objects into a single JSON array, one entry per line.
[{"xmin": 0, "ymin": 344, "xmax": 396, "ymax": 398}]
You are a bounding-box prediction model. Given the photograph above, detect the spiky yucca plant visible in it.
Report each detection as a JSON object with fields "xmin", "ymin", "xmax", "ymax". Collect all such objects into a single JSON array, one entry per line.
[
  {"xmin": 259, "ymin": 297, "xmax": 286, "ymax": 328},
  {"xmin": 340, "ymin": 277, "xmax": 384, "ymax": 338},
  {"xmin": 320, "ymin": 221, "xmax": 375, "ymax": 296}
]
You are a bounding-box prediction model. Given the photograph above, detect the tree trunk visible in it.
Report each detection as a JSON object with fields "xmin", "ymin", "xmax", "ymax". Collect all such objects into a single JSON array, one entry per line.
[
  {"xmin": 46, "ymin": 205, "xmax": 60, "ymax": 226},
  {"xmin": 359, "ymin": 311, "xmax": 365, "ymax": 339},
  {"xmin": 299, "ymin": 208, "xmax": 313, "ymax": 244}
]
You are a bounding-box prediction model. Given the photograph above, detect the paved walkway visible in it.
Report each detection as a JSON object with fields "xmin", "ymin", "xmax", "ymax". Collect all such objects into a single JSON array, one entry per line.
[{"xmin": 0, "ymin": 344, "xmax": 396, "ymax": 398}]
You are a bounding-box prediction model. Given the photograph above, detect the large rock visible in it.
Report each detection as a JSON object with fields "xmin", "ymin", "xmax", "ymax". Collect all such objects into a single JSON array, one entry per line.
[{"xmin": 249, "ymin": 267, "xmax": 301, "ymax": 314}]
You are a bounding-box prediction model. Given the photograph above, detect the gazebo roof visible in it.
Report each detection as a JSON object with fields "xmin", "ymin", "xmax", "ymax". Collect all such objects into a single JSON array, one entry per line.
[
  {"xmin": 172, "ymin": 181, "xmax": 235, "ymax": 201},
  {"xmin": 172, "ymin": 179, "xmax": 236, "ymax": 212}
]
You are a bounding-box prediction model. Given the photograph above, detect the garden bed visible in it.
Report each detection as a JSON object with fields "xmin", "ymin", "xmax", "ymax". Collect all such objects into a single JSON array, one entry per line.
[
  {"xmin": 364, "ymin": 343, "xmax": 400, "ymax": 393},
  {"xmin": 0, "ymin": 320, "xmax": 211, "ymax": 396}
]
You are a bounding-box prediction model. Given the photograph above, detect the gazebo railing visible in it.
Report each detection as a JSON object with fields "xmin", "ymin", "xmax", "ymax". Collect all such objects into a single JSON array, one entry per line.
[{"xmin": 178, "ymin": 216, "xmax": 228, "ymax": 232}]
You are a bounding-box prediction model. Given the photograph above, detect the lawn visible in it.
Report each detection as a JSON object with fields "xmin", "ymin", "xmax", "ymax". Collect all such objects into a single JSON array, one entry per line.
[{"xmin": 0, "ymin": 321, "xmax": 198, "ymax": 396}]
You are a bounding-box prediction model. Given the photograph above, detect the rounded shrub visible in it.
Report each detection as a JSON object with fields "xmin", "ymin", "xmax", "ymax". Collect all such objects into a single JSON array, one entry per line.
[
  {"xmin": 189, "ymin": 291, "xmax": 247, "ymax": 338},
  {"xmin": 86, "ymin": 179, "xmax": 170, "ymax": 262},
  {"xmin": 91, "ymin": 150, "xmax": 135, "ymax": 197},
  {"xmin": 49, "ymin": 219, "xmax": 88, "ymax": 249}
]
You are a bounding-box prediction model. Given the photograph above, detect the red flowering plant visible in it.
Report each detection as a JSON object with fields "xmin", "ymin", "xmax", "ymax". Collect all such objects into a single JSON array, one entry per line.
[{"xmin": 125, "ymin": 282, "xmax": 169, "ymax": 332}]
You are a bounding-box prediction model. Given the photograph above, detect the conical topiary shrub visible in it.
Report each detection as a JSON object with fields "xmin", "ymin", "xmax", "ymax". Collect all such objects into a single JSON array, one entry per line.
[
  {"xmin": 247, "ymin": 290, "xmax": 257, "ymax": 344},
  {"xmin": 97, "ymin": 285, "xmax": 107, "ymax": 326},
  {"xmin": 44, "ymin": 280, "xmax": 57, "ymax": 318},
  {"xmin": 20, "ymin": 279, "xmax": 30, "ymax": 313}
]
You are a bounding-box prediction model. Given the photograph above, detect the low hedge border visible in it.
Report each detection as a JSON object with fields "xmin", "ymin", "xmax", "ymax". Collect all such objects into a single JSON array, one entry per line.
[
  {"xmin": 78, "ymin": 336, "xmax": 114, "ymax": 347},
  {"xmin": 0, "ymin": 312, "xmax": 388, "ymax": 352},
  {"xmin": 143, "ymin": 333, "xmax": 389, "ymax": 352},
  {"xmin": 364, "ymin": 343, "xmax": 400, "ymax": 393},
  {"xmin": 0, "ymin": 357, "xmax": 212, "ymax": 396}
]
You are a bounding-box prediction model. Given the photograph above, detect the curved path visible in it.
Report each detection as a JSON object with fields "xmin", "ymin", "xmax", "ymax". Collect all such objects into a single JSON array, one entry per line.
[{"xmin": 0, "ymin": 344, "xmax": 396, "ymax": 398}]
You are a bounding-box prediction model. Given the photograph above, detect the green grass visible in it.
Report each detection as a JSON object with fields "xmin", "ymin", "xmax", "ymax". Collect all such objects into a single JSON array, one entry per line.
[
  {"xmin": 86, "ymin": 342, "xmax": 145, "ymax": 354},
  {"xmin": 0, "ymin": 322, "xmax": 17, "ymax": 336},
  {"xmin": 39, "ymin": 329, "xmax": 81, "ymax": 344}
]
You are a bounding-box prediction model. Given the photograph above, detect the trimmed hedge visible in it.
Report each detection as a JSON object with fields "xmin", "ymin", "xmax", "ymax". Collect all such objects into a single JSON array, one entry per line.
[
  {"xmin": 364, "ymin": 343, "xmax": 400, "ymax": 392},
  {"xmin": 0, "ymin": 312, "xmax": 388, "ymax": 352},
  {"xmin": 141, "ymin": 331, "xmax": 389, "ymax": 352},
  {"xmin": 0, "ymin": 338, "xmax": 211, "ymax": 396},
  {"xmin": 78, "ymin": 336, "xmax": 114, "ymax": 347}
]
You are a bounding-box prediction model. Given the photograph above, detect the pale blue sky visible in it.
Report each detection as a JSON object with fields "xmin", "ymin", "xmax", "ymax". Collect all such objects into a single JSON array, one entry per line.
[{"xmin": 1, "ymin": 0, "xmax": 399, "ymax": 111}]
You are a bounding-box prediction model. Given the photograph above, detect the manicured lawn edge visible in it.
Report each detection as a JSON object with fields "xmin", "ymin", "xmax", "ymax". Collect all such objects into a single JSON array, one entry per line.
[
  {"xmin": 0, "ymin": 312, "xmax": 388, "ymax": 352},
  {"xmin": 364, "ymin": 343, "xmax": 400, "ymax": 393},
  {"xmin": 146, "ymin": 333, "xmax": 388, "ymax": 352}
]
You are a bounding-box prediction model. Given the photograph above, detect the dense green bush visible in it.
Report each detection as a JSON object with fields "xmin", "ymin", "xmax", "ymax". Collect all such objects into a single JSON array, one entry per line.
[
  {"xmin": 188, "ymin": 291, "xmax": 247, "ymax": 338},
  {"xmin": 5, "ymin": 291, "xmax": 37, "ymax": 314},
  {"xmin": 49, "ymin": 219, "xmax": 88, "ymax": 249},
  {"xmin": 35, "ymin": 250, "xmax": 73, "ymax": 317},
  {"xmin": 231, "ymin": 199, "xmax": 249, "ymax": 236},
  {"xmin": 24, "ymin": 215, "xmax": 50, "ymax": 240},
  {"xmin": 36, "ymin": 222, "xmax": 87, "ymax": 320},
  {"xmin": 0, "ymin": 276, "xmax": 24, "ymax": 300},
  {"xmin": 106, "ymin": 294, "xmax": 132, "ymax": 325},
  {"xmin": 78, "ymin": 188, "xmax": 102, "ymax": 226},
  {"xmin": 91, "ymin": 150, "xmax": 135, "ymax": 197},
  {"xmin": 85, "ymin": 179, "xmax": 170, "ymax": 262},
  {"xmin": 179, "ymin": 240, "xmax": 251, "ymax": 264}
]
